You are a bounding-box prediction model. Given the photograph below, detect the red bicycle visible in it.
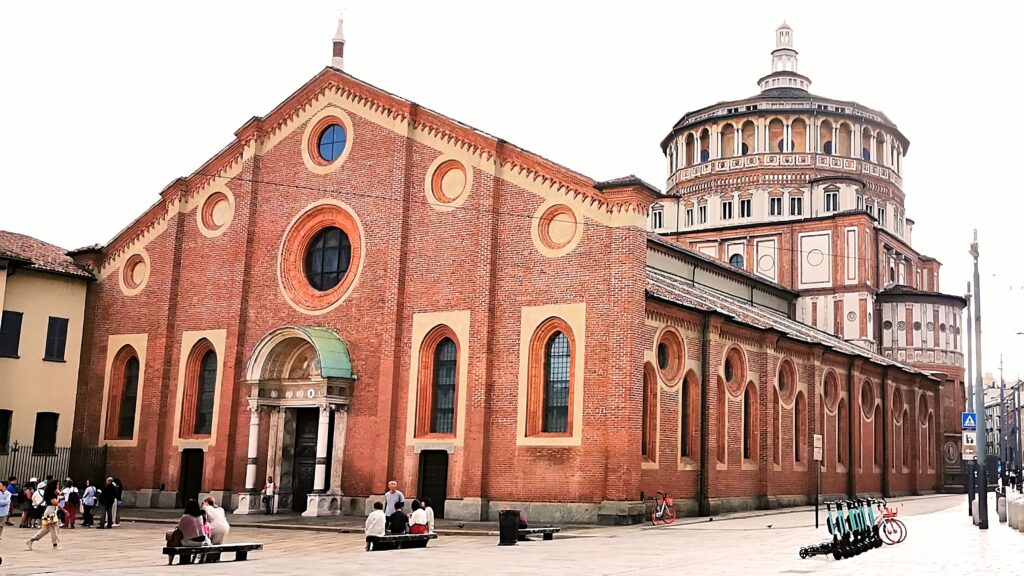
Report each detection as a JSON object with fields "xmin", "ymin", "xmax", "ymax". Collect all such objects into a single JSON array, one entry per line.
[
  {"xmin": 650, "ymin": 492, "xmax": 677, "ymax": 525},
  {"xmin": 877, "ymin": 504, "xmax": 907, "ymax": 545}
]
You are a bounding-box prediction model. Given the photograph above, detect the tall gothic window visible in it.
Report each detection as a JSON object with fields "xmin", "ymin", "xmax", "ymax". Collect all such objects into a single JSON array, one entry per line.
[
  {"xmin": 194, "ymin": 350, "xmax": 217, "ymax": 435},
  {"xmin": 118, "ymin": 357, "xmax": 140, "ymax": 439},
  {"xmin": 543, "ymin": 332, "xmax": 571, "ymax": 433},
  {"xmin": 431, "ymin": 338, "xmax": 457, "ymax": 434}
]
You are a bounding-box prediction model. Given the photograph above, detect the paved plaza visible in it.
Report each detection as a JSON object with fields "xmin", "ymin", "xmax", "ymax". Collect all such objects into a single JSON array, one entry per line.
[{"xmin": 0, "ymin": 494, "xmax": 1020, "ymax": 575}]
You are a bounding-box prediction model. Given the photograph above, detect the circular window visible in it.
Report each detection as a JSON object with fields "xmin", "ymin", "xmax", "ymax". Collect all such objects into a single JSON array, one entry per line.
[
  {"xmin": 883, "ymin": 320, "xmax": 893, "ymax": 330},
  {"xmin": 123, "ymin": 254, "xmax": 146, "ymax": 290},
  {"xmin": 430, "ymin": 160, "xmax": 468, "ymax": 204},
  {"xmin": 940, "ymin": 323, "xmax": 947, "ymax": 333},
  {"xmin": 823, "ymin": 373, "xmax": 839, "ymax": 411},
  {"xmin": 279, "ymin": 201, "xmax": 364, "ymax": 314},
  {"xmin": 913, "ymin": 321, "xmax": 922, "ymax": 331},
  {"xmin": 861, "ymin": 381, "xmax": 875, "ymax": 418},
  {"xmin": 897, "ymin": 321, "xmax": 906, "ymax": 331},
  {"xmin": 723, "ymin": 347, "xmax": 746, "ymax": 395},
  {"xmin": 927, "ymin": 322, "xmax": 934, "ymax": 331},
  {"xmin": 777, "ymin": 360, "xmax": 796, "ymax": 403},
  {"xmin": 729, "ymin": 253, "xmax": 744, "ymax": 268},
  {"xmin": 847, "ymin": 311, "xmax": 857, "ymax": 322},
  {"xmin": 655, "ymin": 328, "xmax": 684, "ymax": 386},
  {"xmin": 198, "ymin": 190, "xmax": 233, "ymax": 236},
  {"xmin": 317, "ymin": 124, "xmax": 347, "ymax": 163},
  {"xmin": 534, "ymin": 203, "xmax": 580, "ymax": 255},
  {"xmin": 304, "ymin": 226, "xmax": 351, "ymax": 292}
]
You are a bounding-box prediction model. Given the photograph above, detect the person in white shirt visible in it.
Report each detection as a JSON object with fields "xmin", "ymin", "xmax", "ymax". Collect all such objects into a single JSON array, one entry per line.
[
  {"xmin": 81, "ymin": 480, "xmax": 97, "ymax": 527},
  {"xmin": 409, "ymin": 500, "xmax": 428, "ymax": 535},
  {"xmin": 421, "ymin": 497, "xmax": 435, "ymax": 533},
  {"xmin": 262, "ymin": 477, "xmax": 276, "ymax": 515},
  {"xmin": 202, "ymin": 496, "xmax": 230, "ymax": 544},
  {"xmin": 364, "ymin": 501, "xmax": 386, "ymax": 551}
]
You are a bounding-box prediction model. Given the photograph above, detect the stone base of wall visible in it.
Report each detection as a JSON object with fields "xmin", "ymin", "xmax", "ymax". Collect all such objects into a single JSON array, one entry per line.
[
  {"xmin": 708, "ymin": 496, "xmax": 769, "ymax": 515},
  {"xmin": 445, "ymin": 497, "xmax": 487, "ymax": 521}
]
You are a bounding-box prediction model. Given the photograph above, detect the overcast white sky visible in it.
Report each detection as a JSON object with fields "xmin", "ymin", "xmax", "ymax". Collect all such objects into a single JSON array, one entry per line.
[{"xmin": 1, "ymin": 1, "xmax": 1021, "ymax": 382}]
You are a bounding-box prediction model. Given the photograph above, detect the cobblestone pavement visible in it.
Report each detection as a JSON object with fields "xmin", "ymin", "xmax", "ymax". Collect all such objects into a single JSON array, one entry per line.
[{"xmin": 1, "ymin": 494, "xmax": 1019, "ymax": 575}]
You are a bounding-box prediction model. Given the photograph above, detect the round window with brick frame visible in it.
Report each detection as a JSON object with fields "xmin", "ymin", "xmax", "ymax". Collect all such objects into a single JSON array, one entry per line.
[
  {"xmin": 279, "ymin": 201, "xmax": 364, "ymax": 314},
  {"xmin": 723, "ymin": 347, "xmax": 747, "ymax": 396},
  {"xmin": 655, "ymin": 327, "xmax": 685, "ymax": 386},
  {"xmin": 823, "ymin": 371, "xmax": 840, "ymax": 412},
  {"xmin": 861, "ymin": 380, "xmax": 875, "ymax": 419},
  {"xmin": 304, "ymin": 226, "xmax": 351, "ymax": 292},
  {"xmin": 777, "ymin": 358, "xmax": 797, "ymax": 404}
]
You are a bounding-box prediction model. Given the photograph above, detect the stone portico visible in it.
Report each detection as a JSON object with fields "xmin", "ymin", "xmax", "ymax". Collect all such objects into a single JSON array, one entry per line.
[{"xmin": 234, "ymin": 326, "xmax": 354, "ymax": 516}]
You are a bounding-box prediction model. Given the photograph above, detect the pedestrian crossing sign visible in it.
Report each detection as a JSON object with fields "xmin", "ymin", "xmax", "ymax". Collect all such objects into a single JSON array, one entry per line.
[{"xmin": 962, "ymin": 412, "xmax": 977, "ymax": 429}]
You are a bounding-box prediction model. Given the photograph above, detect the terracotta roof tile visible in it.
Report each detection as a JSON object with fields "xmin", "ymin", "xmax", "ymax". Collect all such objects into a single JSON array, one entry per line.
[
  {"xmin": 646, "ymin": 267, "xmax": 934, "ymax": 379},
  {"xmin": 0, "ymin": 230, "xmax": 93, "ymax": 279}
]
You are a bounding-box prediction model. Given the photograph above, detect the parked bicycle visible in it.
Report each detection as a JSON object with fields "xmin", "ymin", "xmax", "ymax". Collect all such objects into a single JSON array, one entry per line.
[
  {"xmin": 876, "ymin": 502, "xmax": 907, "ymax": 545},
  {"xmin": 650, "ymin": 492, "xmax": 677, "ymax": 526}
]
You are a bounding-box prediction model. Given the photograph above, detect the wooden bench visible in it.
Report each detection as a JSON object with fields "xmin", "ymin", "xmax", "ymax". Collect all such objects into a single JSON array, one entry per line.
[
  {"xmin": 162, "ymin": 543, "xmax": 263, "ymax": 564},
  {"xmin": 367, "ymin": 533, "xmax": 438, "ymax": 551},
  {"xmin": 518, "ymin": 527, "xmax": 561, "ymax": 541}
]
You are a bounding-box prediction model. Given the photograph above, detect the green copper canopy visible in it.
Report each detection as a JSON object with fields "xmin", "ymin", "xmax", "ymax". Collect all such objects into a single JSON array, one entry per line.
[{"xmin": 296, "ymin": 326, "xmax": 353, "ymax": 379}]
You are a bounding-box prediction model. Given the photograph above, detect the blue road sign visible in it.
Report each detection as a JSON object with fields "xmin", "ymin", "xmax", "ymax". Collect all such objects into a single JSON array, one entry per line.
[{"xmin": 962, "ymin": 412, "xmax": 977, "ymax": 429}]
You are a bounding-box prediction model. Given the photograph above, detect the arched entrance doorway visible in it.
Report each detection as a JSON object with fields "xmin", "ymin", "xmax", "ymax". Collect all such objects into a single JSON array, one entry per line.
[{"xmin": 234, "ymin": 326, "xmax": 355, "ymax": 517}]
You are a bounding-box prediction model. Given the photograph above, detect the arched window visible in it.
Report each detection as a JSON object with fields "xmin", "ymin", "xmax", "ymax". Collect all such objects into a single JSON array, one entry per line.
[
  {"xmin": 118, "ymin": 356, "xmax": 140, "ymax": 439},
  {"xmin": 772, "ymin": 387, "xmax": 780, "ymax": 465},
  {"xmin": 680, "ymin": 373, "xmax": 692, "ymax": 458},
  {"xmin": 717, "ymin": 382, "xmax": 727, "ymax": 464},
  {"xmin": 543, "ymin": 332, "xmax": 571, "ymax": 433},
  {"xmin": 194, "ymin": 350, "xmax": 217, "ymax": 435},
  {"xmin": 729, "ymin": 254, "xmax": 744, "ymax": 269},
  {"xmin": 901, "ymin": 409, "xmax": 910, "ymax": 468},
  {"xmin": 642, "ymin": 364, "xmax": 656, "ymax": 460},
  {"xmin": 431, "ymin": 338, "xmax": 457, "ymax": 434},
  {"xmin": 874, "ymin": 405, "xmax": 883, "ymax": 468},
  {"xmin": 837, "ymin": 398, "xmax": 849, "ymax": 466},
  {"xmin": 794, "ymin": 392, "xmax": 806, "ymax": 463},
  {"xmin": 700, "ymin": 149, "xmax": 710, "ymax": 163},
  {"xmin": 743, "ymin": 386, "xmax": 755, "ymax": 460},
  {"xmin": 416, "ymin": 326, "xmax": 460, "ymax": 438},
  {"xmin": 823, "ymin": 141, "xmax": 833, "ymax": 155}
]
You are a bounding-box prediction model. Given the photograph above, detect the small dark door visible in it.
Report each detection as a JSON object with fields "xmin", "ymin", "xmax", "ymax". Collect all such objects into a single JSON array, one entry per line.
[
  {"xmin": 418, "ymin": 450, "xmax": 449, "ymax": 518},
  {"xmin": 292, "ymin": 408, "xmax": 319, "ymax": 512},
  {"xmin": 179, "ymin": 449, "xmax": 204, "ymax": 507}
]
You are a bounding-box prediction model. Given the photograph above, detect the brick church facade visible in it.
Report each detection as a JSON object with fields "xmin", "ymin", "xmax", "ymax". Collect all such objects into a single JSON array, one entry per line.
[{"xmin": 69, "ymin": 19, "xmax": 965, "ymax": 523}]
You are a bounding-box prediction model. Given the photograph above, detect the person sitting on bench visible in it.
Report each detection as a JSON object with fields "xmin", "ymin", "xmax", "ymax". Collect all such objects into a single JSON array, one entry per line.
[
  {"xmin": 177, "ymin": 500, "xmax": 210, "ymax": 548},
  {"xmin": 364, "ymin": 502, "xmax": 386, "ymax": 551},
  {"xmin": 388, "ymin": 501, "xmax": 409, "ymax": 535}
]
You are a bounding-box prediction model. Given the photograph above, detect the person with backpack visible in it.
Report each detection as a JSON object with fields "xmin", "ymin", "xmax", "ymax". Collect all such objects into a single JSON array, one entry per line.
[
  {"xmin": 61, "ymin": 480, "xmax": 79, "ymax": 529},
  {"xmin": 81, "ymin": 480, "xmax": 96, "ymax": 527}
]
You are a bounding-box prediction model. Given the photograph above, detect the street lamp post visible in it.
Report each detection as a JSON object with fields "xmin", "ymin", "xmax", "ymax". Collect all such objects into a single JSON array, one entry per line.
[
  {"xmin": 966, "ymin": 284, "xmax": 975, "ymax": 510},
  {"xmin": 970, "ymin": 230, "xmax": 989, "ymax": 529}
]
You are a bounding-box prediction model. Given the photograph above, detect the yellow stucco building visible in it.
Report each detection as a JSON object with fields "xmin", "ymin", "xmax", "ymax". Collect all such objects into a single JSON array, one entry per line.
[{"xmin": 0, "ymin": 231, "xmax": 91, "ymax": 465}]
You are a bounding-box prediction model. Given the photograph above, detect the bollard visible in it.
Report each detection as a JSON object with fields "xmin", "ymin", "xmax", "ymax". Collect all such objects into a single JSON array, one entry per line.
[
  {"xmin": 1009, "ymin": 497, "xmax": 1019, "ymax": 529},
  {"xmin": 1019, "ymin": 497, "xmax": 1024, "ymax": 533},
  {"xmin": 973, "ymin": 498, "xmax": 980, "ymax": 525},
  {"xmin": 997, "ymin": 495, "xmax": 1007, "ymax": 523}
]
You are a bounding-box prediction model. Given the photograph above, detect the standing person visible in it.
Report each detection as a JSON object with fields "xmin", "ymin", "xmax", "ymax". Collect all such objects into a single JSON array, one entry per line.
[
  {"xmin": 261, "ymin": 477, "xmax": 277, "ymax": 515},
  {"xmin": 387, "ymin": 501, "xmax": 408, "ymax": 535},
  {"xmin": 81, "ymin": 480, "xmax": 96, "ymax": 528},
  {"xmin": 112, "ymin": 477, "xmax": 123, "ymax": 527},
  {"xmin": 30, "ymin": 481, "xmax": 44, "ymax": 529},
  {"xmin": 25, "ymin": 484, "xmax": 61, "ymax": 550},
  {"xmin": 201, "ymin": 497, "xmax": 230, "ymax": 545},
  {"xmin": 364, "ymin": 501, "xmax": 386, "ymax": 551},
  {"xmin": 61, "ymin": 481, "xmax": 79, "ymax": 529},
  {"xmin": 98, "ymin": 478, "xmax": 117, "ymax": 529},
  {"xmin": 0, "ymin": 480, "xmax": 10, "ymax": 540},
  {"xmin": 19, "ymin": 485, "xmax": 34, "ymax": 528},
  {"xmin": 384, "ymin": 481, "xmax": 404, "ymax": 517},
  {"xmin": 421, "ymin": 497, "xmax": 435, "ymax": 533},
  {"xmin": 5, "ymin": 477, "xmax": 17, "ymax": 527}
]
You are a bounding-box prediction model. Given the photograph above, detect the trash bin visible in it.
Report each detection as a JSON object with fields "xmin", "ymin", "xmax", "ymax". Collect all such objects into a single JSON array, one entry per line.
[{"xmin": 498, "ymin": 509, "xmax": 521, "ymax": 546}]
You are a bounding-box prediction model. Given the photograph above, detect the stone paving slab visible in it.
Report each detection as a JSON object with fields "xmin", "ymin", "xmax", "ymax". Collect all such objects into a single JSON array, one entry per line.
[{"xmin": 3, "ymin": 494, "xmax": 1018, "ymax": 575}]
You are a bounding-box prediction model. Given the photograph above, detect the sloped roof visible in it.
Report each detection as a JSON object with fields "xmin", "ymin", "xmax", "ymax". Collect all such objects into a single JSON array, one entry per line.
[
  {"xmin": 0, "ymin": 230, "xmax": 93, "ymax": 280},
  {"xmin": 646, "ymin": 267, "xmax": 935, "ymax": 379}
]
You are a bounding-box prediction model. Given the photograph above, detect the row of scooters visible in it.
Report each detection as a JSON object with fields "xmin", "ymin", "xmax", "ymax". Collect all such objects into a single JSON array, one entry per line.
[{"xmin": 799, "ymin": 498, "xmax": 888, "ymax": 560}]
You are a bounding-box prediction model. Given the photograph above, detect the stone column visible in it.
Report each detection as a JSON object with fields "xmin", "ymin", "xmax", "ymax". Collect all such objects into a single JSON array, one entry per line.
[
  {"xmin": 314, "ymin": 406, "xmax": 330, "ymax": 492},
  {"xmin": 245, "ymin": 406, "xmax": 260, "ymax": 491},
  {"xmin": 330, "ymin": 409, "xmax": 348, "ymax": 493},
  {"xmin": 832, "ymin": 126, "xmax": 839, "ymax": 155}
]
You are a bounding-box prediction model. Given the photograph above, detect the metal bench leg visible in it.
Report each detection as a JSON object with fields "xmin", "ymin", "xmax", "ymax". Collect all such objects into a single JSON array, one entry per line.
[
  {"xmin": 544, "ymin": 532, "xmax": 554, "ymax": 541},
  {"xmin": 236, "ymin": 550, "xmax": 248, "ymax": 561}
]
